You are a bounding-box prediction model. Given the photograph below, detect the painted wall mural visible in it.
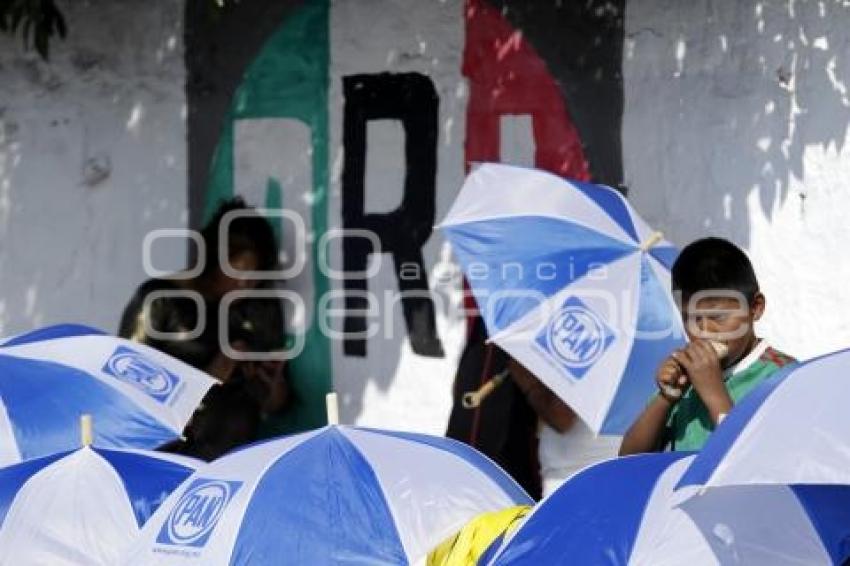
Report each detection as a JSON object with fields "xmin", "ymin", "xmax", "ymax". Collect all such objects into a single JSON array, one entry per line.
[
  {"xmin": 184, "ymin": 0, "xmax": 625, "ymax": 433},
  {"xmin": 5, "ymin": 0, "xmax": 850, "ymax": 440}
]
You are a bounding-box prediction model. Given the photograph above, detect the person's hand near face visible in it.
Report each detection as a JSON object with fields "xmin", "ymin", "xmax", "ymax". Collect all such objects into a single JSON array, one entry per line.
[
  {"xmin": 674, "ymin": 292, "xmax": 765, "ymax": 424},
  {"xmin": 239, "ymin": 360, "xmax": 289, "ymax": 414}
]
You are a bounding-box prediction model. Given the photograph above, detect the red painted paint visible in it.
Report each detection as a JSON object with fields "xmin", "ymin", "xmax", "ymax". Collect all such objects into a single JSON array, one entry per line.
[
  {"xmin": 461, "ymin": 0, "xmax": 591, "ymax": 330},
  {"xmin": 462, "ymin": 0, "xmax": 590, "ymax": 180}
]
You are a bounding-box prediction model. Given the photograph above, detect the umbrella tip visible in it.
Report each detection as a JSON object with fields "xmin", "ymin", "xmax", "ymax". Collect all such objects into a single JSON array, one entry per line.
[
  {"xmin": 80, "ymin": 414, "xmax": 93, "ymax": 447},
  {"xmin": 326, "ymin": 392, "xmax": 340, "ymax": 426},
  {"xmin": 639, "ymin": 231, "xmax": 664, "ymax": 252}
]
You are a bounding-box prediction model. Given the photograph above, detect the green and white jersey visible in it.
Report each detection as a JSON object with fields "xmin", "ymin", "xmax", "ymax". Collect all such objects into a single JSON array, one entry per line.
[{"xmin": 666, "ymin": 340, "xmax": 796, "ymax": 452}]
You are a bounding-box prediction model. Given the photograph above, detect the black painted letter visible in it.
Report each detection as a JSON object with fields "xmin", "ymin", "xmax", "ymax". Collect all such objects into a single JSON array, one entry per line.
[{"xmin": 341, "ymin": 72, "xmax": 444, "ymax": 358}]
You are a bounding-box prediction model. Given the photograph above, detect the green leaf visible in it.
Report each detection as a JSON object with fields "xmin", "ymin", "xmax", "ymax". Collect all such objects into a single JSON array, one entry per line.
[
  {"xmin": 54, "ymin": 6, "xmax": 65, "ymax": 37},
  {"xmin": 9, "ymin": 5, "xmax": 24, "ymax": 32},
  {"xmin": 34, "ymin": 26, "xmax": 47, "ymax": 59},
  {"xmin": 21, "ymin": 15, "xmax": 31, "ymax": 46}
]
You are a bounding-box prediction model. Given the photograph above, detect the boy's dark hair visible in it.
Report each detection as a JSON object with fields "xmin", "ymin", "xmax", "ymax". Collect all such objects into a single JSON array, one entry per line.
[
  {"xmin": 200, "ymin": 197, "xmax": 279, "ymax": 276},
  {"xmin": 671, "ymin": 237, "xmax": 759, "ymax": 304}
]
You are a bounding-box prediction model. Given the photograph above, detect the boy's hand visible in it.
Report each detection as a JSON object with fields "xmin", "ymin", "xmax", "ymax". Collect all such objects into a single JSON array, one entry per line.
[
  {"xmin": 672, "ymin": 340, "xmax": 722, "ymax": 389},
  {"xmin": 672, "ymin": 340, "xmax": 732, "ymax": 423},
  {"xmin": 656, "ymin": 356, "xmax": 689, "ymax": 403}
]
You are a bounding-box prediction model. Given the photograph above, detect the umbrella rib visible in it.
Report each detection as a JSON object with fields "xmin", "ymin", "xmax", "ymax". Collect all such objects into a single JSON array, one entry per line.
[{"xmin": 442, "ymin": 212, "xmax": 637, "ymax": 247}]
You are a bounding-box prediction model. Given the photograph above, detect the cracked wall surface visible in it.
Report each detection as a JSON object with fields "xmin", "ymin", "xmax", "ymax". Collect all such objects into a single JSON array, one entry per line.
[
  {"xmin": 0, "ymin": 0, "xmax": 187, "ymax": 337},
  {"xmin": 624, "ymin": 0, "xmax": 850, "ymax": 359}
]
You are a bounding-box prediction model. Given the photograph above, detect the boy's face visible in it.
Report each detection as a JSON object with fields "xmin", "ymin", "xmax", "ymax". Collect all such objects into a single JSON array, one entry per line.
[{"xmin": 679, "ymin": 291, "xmax": 765, "ymax": 369}]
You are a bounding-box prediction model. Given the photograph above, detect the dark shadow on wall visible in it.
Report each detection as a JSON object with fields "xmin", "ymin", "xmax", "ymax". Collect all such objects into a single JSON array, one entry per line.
[
  {"xmin": 623, "ymin": 0, "xmax": 850, "ymax": 249},
  {"xmin": 494, "ymin": 0, "xmax": 626, "ymax": 188},
  {"xmin": 184, "ymin": 0, "xmax": 305, "ymax": 231}
]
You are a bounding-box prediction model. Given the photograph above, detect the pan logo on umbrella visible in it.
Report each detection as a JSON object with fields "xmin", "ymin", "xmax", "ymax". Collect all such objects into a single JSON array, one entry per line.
[
  {"xmin": 535, "ymin": 296, "xmax": 615, "ymax": 380},
  {"xmin": 158, "ymin": 478, "xmax": 243, "ymax": 548},
  {"xmin": 103, "ymin": 346, "xmax": 181, "ymax": 404}
]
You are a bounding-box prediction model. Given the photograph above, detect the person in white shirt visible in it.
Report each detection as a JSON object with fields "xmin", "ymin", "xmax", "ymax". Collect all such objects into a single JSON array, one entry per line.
[{"xmin": 508, "ymin": 357, "xmax": 620, "ymax": 497}]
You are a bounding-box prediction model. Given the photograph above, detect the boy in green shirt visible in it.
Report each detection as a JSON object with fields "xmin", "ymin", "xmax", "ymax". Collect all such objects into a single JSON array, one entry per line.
[{"xmin": 619, "ymin": 237, "xmax": 795, "ymax": 454}]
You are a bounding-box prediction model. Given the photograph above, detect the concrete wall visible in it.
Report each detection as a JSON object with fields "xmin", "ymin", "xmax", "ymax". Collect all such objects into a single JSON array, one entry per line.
[
  {"xmin": 0, "ymin": 0, "xmax": 186, "ymax": 336},
  {"xmin": 623, "ymin": 0, "xmax": 850, "ymax": 359},
  {"xmin": 2, "ymin": 0, "xmax": 850, "ymax": 435}
]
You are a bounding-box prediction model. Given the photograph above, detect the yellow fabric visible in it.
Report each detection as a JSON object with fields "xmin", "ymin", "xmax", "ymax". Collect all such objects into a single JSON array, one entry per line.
[{"xmin": 427, "ymin": 505, "xmax": 532, "ymax": 566}]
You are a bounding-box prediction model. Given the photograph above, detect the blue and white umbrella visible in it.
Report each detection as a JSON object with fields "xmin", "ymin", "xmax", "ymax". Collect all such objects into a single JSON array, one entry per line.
[
  {"xmin": 0, "ymin": 324, "xmax": 215, "ymax": 464},
  {"xmin": 0, "ymin": 446, "xmax": 199, "ymax": 566},
  {"xmin": 678, "ymin": 348, "xmax": 850, "ymax": 491},
  {"xmin": 486, "ymin": 452, "xmax": 850, "ymax": 566},
  {"xmin": 439, "ymin": 163, "xmax": 684, "ymax": 434},
  {"xmin": 125, "ymin": 425, "xmax": 532, "ymax": 565},
  {"xmin": 0, "ymin": 323, "xmax": 106, "ymax": 346}
]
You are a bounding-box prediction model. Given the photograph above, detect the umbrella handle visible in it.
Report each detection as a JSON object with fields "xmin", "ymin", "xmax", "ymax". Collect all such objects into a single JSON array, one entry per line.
[
  {"xmin": 640, "ymin": 231, "xmax": 664, "ymax": 251},
  {"xmin": 462, "ymin": 370, "xmax": 509, "ymax": 409}
]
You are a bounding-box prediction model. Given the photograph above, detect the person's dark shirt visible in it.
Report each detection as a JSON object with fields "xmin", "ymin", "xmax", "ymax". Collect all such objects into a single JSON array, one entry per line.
[
  {"xmin": 118, "ymin": 278, "xmax": 218, "ymax": 371},
  {"xmin": 158, "ymin": 382, "xmax": 261, "ymax": 461},
  {"xmin": 119, "ymin": 278, "xmax": 290, "ymax": 459}
]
